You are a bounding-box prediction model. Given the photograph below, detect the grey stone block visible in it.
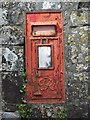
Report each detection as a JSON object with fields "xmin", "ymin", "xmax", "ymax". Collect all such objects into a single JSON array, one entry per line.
[
  {"xmin": 70, "ymin": 11, "xmax": 88, "ymax": 26},
  {"xmin": 0, "ymin": 8, "xmax": 6, "ymax": 26},
  {"xmin": 0, "ymin": 26, "xmax": 25, "ymax": 45},
  {"xmin": 2, "ymin": 71, "xmax": 23, "ymax": 104},
  {"xmin": 2, "ymin": 111, "xmax": 20, "ymax": 119},
  {"xmin": 67, "ymin": 103, "xmax": 88, "ymax": 118},
  {"xmin": 2, "ymin": 46, "xmax": 24, "ymax": 71},
  {"xmin": 0, "ymin": 45, "xmax": 2, "ymax": 71}
]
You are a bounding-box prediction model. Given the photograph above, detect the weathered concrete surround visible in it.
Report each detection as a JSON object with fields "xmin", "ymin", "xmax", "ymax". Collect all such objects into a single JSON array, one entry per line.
[{"xmin": 0, "ymin": 1, "xmax": 89, "ymax": 119}]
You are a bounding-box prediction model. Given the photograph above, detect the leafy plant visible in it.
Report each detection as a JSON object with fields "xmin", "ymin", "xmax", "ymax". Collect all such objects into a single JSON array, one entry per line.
[
  {"xmin": 18, "ymin": 69, "xmax": 33, "ymax": 119},
  {"xmin": 18, "ymin": 104, "xmax": 32, "ymax": 119},
  {"xmin": 18, "ymin": 69, "xmax": 68, "ymax": 119},
  {"xmin": 21, "ymin": 69, "xmax": 27, "ymax": 83},
  {"xmin": 20, "ymin": 84, "xmax": 26, "ymax": 94},
  {"xmin": 57, "ymin": 108, "xmax": 67, "ymax": 120}
]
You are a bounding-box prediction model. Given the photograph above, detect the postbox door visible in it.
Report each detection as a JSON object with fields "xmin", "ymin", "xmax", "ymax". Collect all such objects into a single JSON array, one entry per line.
[{"xmin": 27, "ymin": 38, "xmax": 64, "ymax": 101}]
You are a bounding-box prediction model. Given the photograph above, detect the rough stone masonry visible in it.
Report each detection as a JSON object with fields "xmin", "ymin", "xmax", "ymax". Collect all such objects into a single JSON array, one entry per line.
[{"xmin": 0, "ymin": 1, "xmax": 90, "ymax": 119}]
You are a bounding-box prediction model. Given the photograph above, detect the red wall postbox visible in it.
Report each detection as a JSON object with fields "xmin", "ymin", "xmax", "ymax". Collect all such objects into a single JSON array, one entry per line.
[{"xmin": 25, "ymin": 11, "xmax": 65, "ymax": 103}]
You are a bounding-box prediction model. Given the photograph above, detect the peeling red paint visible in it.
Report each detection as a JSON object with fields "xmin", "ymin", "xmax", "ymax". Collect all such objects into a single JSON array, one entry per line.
[
  {"xmin": 25, "ymin": 11, "xmax": 65, "ymax": 103},
  {"xmin": 30, "ymin": 14, "xmax": 36, "ymax": 22}
]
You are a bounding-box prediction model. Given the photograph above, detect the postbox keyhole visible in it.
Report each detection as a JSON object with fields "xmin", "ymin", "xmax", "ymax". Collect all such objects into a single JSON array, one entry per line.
[{"xmin": 35, "ymin": 70, "xmax": 38, "ymax": 77}]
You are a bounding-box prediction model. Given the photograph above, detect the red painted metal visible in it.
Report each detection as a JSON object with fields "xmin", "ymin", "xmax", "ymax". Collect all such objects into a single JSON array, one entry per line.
[
  {"xmin": 25, "ymin": 11, "xmax": 65, "ymax": 103},
  {"xmin": 32, "ymin": 25, "xmax": 56, "ymax": 37}
]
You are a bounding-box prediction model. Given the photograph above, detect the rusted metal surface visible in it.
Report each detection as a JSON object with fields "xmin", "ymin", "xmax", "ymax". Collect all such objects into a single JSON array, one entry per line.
[
  {"xmin": 25, "ymin": 11, "xmax": 65, "ymax": 103},
  {"xmin": 32, "ymin": 25, "xmax": 56, "ymax": 37}
]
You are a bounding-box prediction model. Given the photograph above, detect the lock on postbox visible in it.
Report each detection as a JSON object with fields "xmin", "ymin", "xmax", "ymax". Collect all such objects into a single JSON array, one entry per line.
[{"xmin": 25, "ymin": 11, "xmax": 65, "ymax": 103}]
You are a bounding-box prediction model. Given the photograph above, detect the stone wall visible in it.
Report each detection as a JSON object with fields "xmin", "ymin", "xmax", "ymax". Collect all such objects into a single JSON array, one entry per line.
[{"xmin": 0, "ymin": 1, "xmax": 89, "ymax": 119}]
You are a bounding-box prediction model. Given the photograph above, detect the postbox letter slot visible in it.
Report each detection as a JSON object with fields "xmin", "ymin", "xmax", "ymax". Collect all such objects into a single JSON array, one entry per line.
[{"xmin": 32, "ymin": 25, "xmax": 56, "ymax": 37}]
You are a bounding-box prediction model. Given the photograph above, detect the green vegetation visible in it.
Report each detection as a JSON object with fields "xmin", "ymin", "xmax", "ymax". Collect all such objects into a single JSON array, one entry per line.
[
  {"xmin": 18, "ymin": 104, "xmax": 32, "ymax": 119},
  {"xmin": 18, "ymin": 69, "xmax": 67, "ymax": 119},
  {"xmin": 57, "ymin": 108, "xmax": 67, "ymax": 120}
]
